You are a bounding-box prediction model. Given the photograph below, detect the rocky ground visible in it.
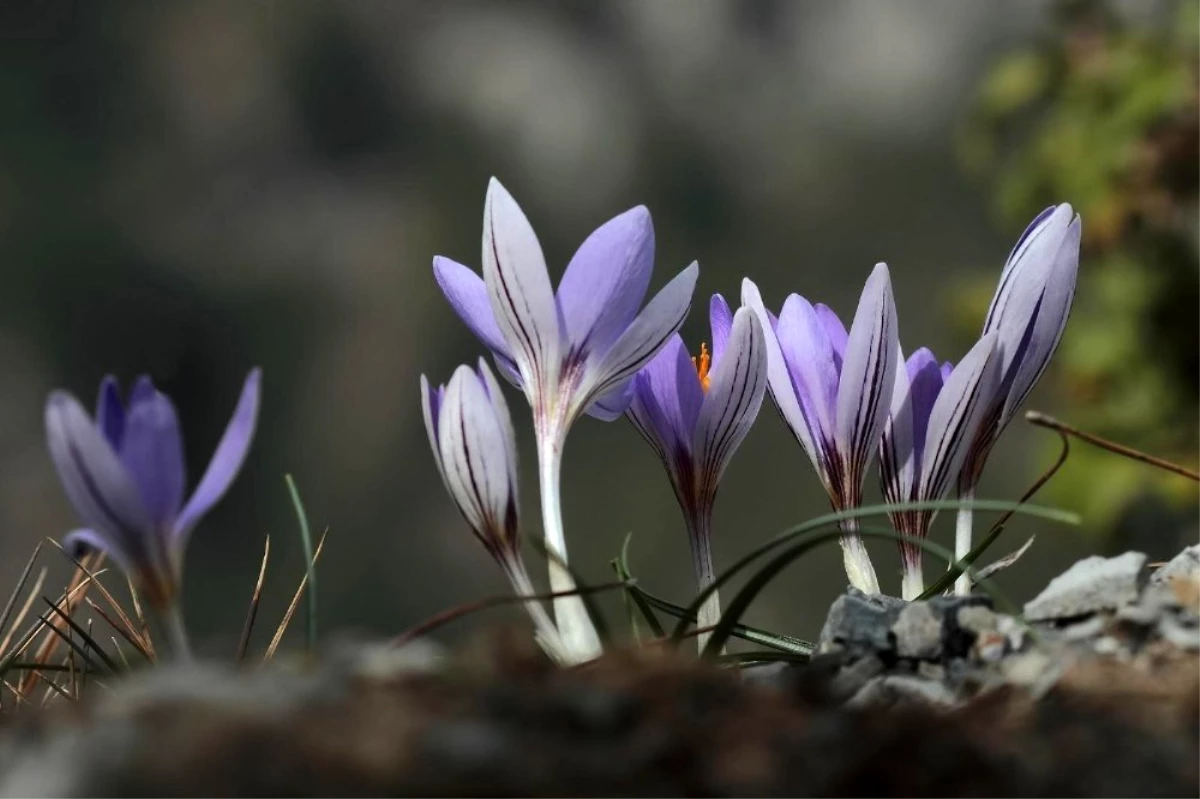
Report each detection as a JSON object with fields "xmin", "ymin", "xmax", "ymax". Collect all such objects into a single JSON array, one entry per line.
[{"xmin": 0, "ymin": 547, "xmax": 1196, "ymax": 797}]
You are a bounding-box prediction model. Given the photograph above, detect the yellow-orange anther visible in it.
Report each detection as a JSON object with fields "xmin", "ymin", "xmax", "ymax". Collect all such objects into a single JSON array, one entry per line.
[{"xmin": 692, "ymin": 343, "xmax": 711, "ymax": 393}]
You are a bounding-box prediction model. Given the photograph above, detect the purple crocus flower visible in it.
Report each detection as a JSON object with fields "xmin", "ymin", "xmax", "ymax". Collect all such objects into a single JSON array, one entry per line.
[
  {"xmin": 627, "ymin": 296, "xmax": 767, "ymax": 646},
  {"xmin": 433, "ymin": 179, "xmax": 698, "ymax": 657},
  {"xmin": 421, "ymin": 360, "xmax": 570, "ymax": 663},
  {"xmin": 879, "ymin": 335, "xmax": 1001, "ymax": 599},
  {"xmin": 742, "ymin": 264, "xmax": 900, "ymax": 594},
  {"xmin": 953, "ymin": 204, "xmax": 1081, "ymax": 594},
  {"xmin": 45, "ymin": 369, "xmax": 260, "ymax": 637}
]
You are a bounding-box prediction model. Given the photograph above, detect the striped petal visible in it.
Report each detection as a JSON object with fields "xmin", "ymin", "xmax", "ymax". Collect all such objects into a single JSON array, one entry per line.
[
  {"xmin": 879, "ymin": 342, "xmax": 914, "ymax": 509},
  {"xmin": 481, "ymin": 179, "xmax": 561, "ymax": 398},
  {"xmin": 46, "ymin": 392, "xmax": 155, "ymax": 571},
  {"xmin": 834, "ymin": 263, "xmax": 900, "ymax": 490},
  {"xmin": 692, "ymin": 307, "xmax": 767, "ymax": 498},
  {"xmin": 433, "ymin": 256, "xmax": 521, "ymax": 381},
  {"xmin": 437, "ymin": 364, "xmax": 519, "ymax": 557},
  {"xmin": 918, "ymin": 332, "xmax": 1002, "ymax": 504}
]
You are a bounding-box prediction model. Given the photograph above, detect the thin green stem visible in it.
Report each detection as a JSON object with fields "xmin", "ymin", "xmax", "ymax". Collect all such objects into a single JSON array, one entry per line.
[{"xmin": 686, "ymin": 509, "xmax": 721, "ymax": 654}]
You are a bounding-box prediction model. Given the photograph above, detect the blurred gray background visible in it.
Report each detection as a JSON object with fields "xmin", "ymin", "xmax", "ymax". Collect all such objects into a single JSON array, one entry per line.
[{"xmin": 0, "ymin": 0, "xmax": 1194, "ymax": 654}]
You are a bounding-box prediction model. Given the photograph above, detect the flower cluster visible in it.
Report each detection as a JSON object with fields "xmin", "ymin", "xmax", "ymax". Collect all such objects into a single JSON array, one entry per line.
[
  {"xmin": 40, "ymin": 177, "xmax": 1078, "ymax": 665},
  {"xmin": 423, "ymin": 179, "xmax": 1080, "ymax": 660}
]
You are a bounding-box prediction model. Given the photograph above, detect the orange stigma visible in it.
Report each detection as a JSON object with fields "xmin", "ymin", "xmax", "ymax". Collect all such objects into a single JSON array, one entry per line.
[{"xmin": 693, "ymin": 342, "xmax": 712, "ymax": 392}]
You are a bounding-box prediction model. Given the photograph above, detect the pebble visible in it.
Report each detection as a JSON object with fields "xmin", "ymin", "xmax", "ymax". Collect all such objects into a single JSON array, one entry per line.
[{"xmin": 1023, "ymin": 552, "xmax": 1147, "ymax": 622}]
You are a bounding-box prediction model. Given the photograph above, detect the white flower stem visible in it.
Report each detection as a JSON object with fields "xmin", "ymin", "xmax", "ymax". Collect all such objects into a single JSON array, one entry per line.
[
  {"xmin": 954, "ymin": 484, "xmax": 976, "ymax": 596},
  {"xmin": 162, "ymin": 601, "xmax": 193, "ymax": 662},
  {"xmin": 536, "ymin": 433, "xmax": 602, "ymax": 660},
  {"xmin": 901, "ymin": 559, "xmax": 925, "ymax": 602},
  {"xmin": 838, "ymin": 517, "xmax": 880, "ymax": 594},
  {"xmin": 504, "ymin": 560, "xmax": 572, "ymax": 665},
  {"xmin": 686, "ymin": 509, "xmax": 722, "ymax": 655}
]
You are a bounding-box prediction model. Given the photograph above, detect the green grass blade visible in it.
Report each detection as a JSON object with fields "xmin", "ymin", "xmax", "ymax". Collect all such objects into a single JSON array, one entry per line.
[
  {"xmin": 611, "ymin": 534, "xmax": 665, "ymax": 639},
  {"xmin": 669, "ymin": 497, "xmax": 1076, "ymax": 645},
  {"xmin": 284, "ymin": 475, "xmax": 317, "ymax": 654}
]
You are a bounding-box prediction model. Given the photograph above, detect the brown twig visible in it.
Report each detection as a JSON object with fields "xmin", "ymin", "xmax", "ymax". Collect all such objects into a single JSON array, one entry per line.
[
  {"xmin": 0, "ymin": 568, "xmax": 47, "ymax": 657},
  {"xmin": 85, "ymin": 598, "xmax": 152, "ymax": 663},
  {"xmin": 126, "ymin": 576, "xmax": 154, "ymax": 660},
  {"xmin": 389, "ymin": 580, "xmax": 630, "ymax": 649},
  {"xmin": 237, "ymin": 535, "xmax": 271, "ymax": 663},
  {"xmin": 263, "ymin": 532, "xmax": 327, "ymax": 661},
  {"xmin": 19, "ymin": 565, "xmax": 103, "ymax": 696},
  {"xmin": 45, "ymin": 539, "xmax": 154, "ymax": 660},
  {"xmin": 1025, "ymin": 411, "xmax": 1199, "ymax": 481},
  {"xmin": 0, "ymin": 542, "xmax": 43, "ymax": 641}
]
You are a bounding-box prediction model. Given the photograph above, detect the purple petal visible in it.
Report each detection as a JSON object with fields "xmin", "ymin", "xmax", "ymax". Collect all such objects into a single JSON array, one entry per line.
[
  {"xmin": 777, "ymin": 294, "xmax": 840, "ymax": 449},
  {"xmin": 583, "ymin": 262, "xmax": 699, "ymax": 410},
  {"xmin": 438, "ymin": 364, "xmax": 518, "ymax": 555},
  {"xmin": 627, "ymin": 372, "xmax": 678, "ymax": 468},
  {"xmin": 834, "ymin": 263, "xmax": 900, "ymax": 487},
  {"xmin": 879, "ymin": 342, "xmax": 915, "ymax": 509},
  {"xmin": 815, "ymin": 303, "xmax": 849, "ymax": 370},
  {"xmin": 172, "ymin": 369, "xmax": 261, "ymax": 544},
  {"xmin": 740, "ymin": 278, "xmax": 822, "ymax": 474},
  {"xmin": 918, "ymin": 332, "xmax": 1002, "ymax": 503},
  {"xmin": 63, "ymin": 527, "xmax": 136, "ymax": 574},
  {"xmin": 639, "ymin": 335, "xmax": 703, "ymax": 450},
  {"xmin": 433, "ymin": 257, "xmax": 519, "ymax": 377},
  {"xmin": 905, "ymin": 348, "xmax": 945, "ymax": 470},
  {"xmin": 709, "ymin": 293, "xmax": 733, "ymax": 367},
  {"xmin": 583, "ymin": 381, "xmax": 634, "ymax": 421},
  {"xmin": 481, "ymin": 179, "xmax": 562, "ymax": 395},
  {"xmin": 95, "ymin": 376, "xmax": 125, "ymax": 449},
  {"xmin": 940, "ymin": 361, "xmax": 953, "ymax": 383},
  {"xmin": 693, "ymin": 307, "xmax": 767, "ymax": 496},
  {"xmin": 555, "ymin": 206, "xmax": 654, "ymax": 355},
  {"xmin": 119, "ymin": 386, "xmax": 187, "ymax": 528},
  {"xmin": 46, "ymin": 392, "xmax": 155, "ymax": 570}
]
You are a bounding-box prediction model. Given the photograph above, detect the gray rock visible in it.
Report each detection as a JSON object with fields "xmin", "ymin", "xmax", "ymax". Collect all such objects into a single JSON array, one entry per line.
[
  {"xmin": 892, "ymin": 603, "xmax": 941, "ymax": 660},
  {"xmin": 1023, "ymin": 551, "xmax": 1147, "ymax": 622},
  {"xmin": 817, "ymin": 588, "xmax": 905, "ymax": 654},
  {"xmin": 1150, "ymin": 545, "xmax": 1200, "ymax": 585}
]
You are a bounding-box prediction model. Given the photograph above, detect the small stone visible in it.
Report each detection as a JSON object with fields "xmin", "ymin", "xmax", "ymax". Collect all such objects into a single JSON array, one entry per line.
[
  {"xmin": 1158, "ymin": 615, "xmax": 1200, "ymax": 651},
  {"xmin": 817, "ymin": 588, "xmax": 905, "ymax": 654},
  {"xmin": 1002, "ymin": 650, "xmax": 1060, "ymax": 692},
  {"xmin": 1023, "ymin": 551, "xmax": 1147, "ymax": 622},
  {"xmin": 1060, "ymin": 616, "xmax": 1106, "ymax": 642},
  {"xmin": 956, "ymin": 605, "xmax": 997, "ymax": 635},
  {"xmin": 892, "ymin": 603, "xmax": 942, "ymax": 660},
  {"xmin": 827, "ymin": 654, "xmax": 885, "ymax": 702},
  {"xmin": 997, "ymin": 615, "xmax": 1028, "ymax": 651},
  {"xmin": 1150, "ymin": 545, "xmax": 1200, "ymax": 585},
  {"xmin": 973, "ymin": 631, "xmax": 1008, "ymax": 662},
  {"xmin": 846, "ymin": 675, "xmax": 957, "ymax": 709},
  {"xmin": 1093, "ymin": 635, "xmax": 1123, "ymax": 656}
]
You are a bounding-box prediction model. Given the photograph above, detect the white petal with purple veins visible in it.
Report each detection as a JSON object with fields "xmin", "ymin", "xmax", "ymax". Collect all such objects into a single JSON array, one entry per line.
[
  {"xmin": 693, "ymin": 307, "xmax": 767, "ymax": 495},
  {"xmin": 834, "ymin": 263, "xmax": 900, "ymax": 483},
  {"xmin": 482, "ymin": 179, "xmax": 562, "ymax": 397}
]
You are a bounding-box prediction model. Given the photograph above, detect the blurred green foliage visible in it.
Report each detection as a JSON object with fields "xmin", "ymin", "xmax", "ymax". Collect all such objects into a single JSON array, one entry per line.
[{"xmin": 957, "ymin": 0, "xmax": 1198, "ymax": 538}]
